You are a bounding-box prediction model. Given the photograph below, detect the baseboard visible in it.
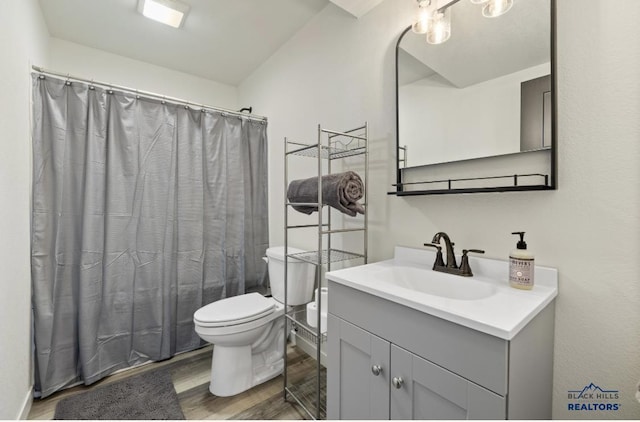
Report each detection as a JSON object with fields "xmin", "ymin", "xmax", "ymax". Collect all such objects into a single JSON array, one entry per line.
[
  {"xmin": 17, "ymin": 385, "xmax": 33, "ymax": 420},
  {"xmin": 292, "ymin": 331, "xmax": 327, "ymax": 367}
]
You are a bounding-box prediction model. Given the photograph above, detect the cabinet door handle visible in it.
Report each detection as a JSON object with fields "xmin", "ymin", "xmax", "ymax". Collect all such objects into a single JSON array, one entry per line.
[
  {"xmin": 392, "ymin": 376, "xmax": 404, "ymax": 389},
  {"xmin": 371, "ymin": 365, "xmax": 382, "ymax": 376}
]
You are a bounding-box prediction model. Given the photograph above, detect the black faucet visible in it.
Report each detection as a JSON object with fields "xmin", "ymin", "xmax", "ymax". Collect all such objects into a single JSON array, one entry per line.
[
  {"xmin": 432, "ymin": 232, "xmax": 457, "ymax": 269},
  {"xmin": 424, "ymin": 232, "xmax": 485, "ymax": 277}
]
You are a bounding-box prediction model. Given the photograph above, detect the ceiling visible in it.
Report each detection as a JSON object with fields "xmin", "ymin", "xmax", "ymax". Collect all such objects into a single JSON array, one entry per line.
[
  {"xmin": 39, "ymin": 0, "xmax": 332, "ymax": 86},
  {"xmin": 38, "ymin": 0, "xmax": 385, "ymax": 86}
]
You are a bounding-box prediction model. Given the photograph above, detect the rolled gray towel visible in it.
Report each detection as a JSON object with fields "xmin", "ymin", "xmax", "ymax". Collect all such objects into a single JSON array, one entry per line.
[{"xmin": 287, "ymin": 171, "xmax": 365, "ymax": 217}]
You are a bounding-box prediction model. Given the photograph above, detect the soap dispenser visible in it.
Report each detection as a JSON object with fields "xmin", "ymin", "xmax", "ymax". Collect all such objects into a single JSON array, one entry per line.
[{"xmin": 509, "ymin": 232, "xmax": 534, "ymax": 290}]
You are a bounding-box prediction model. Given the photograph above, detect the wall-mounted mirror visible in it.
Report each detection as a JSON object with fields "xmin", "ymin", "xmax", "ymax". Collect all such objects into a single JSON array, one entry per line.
[{"xmin": 392, "ymin": 0, "xmax": 556, "ymax": 195}]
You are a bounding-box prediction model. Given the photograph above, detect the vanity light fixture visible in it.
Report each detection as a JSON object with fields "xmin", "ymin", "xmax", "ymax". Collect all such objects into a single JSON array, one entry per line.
[
  {"xmin": 412, "ymin": 0, "xmax": 451, "ymax": 44},
  {"xmin": 469, "ymin": 0, "xmax": 513, "ymax": 18},
  {"xmin": 410, "ymin": 0, "xmax": 515, "ymax": 45},
  {"xmin": 481, "ymin": 0, "xmax": 513, "ymax": 18},
  {"xmin": 412, "ymin": 0, "xmax": 432, "ymax": 34},
  {"xmin": 427, "ymin": 8, "xmax": 452, "ymax": 44},
  {"xmin": 137, "ymin": 0, "xmax": 190, "ymax": 29}
]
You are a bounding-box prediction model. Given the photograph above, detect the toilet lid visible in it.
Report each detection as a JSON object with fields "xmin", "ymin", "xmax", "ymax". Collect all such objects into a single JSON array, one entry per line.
[{"xmin": 194, "ymin": 293, "xmax": 276, "ymax": 327}]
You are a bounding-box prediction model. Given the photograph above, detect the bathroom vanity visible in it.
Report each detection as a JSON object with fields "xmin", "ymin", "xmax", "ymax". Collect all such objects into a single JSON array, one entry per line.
[{"xmin": 326, "ymin": 246, "xmax": 557, "ymax": 420}]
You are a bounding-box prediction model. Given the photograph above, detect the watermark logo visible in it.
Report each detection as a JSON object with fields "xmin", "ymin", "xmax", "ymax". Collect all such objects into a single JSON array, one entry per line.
[{"xmin": 567, "ymin": 383, "xmax": 620, "ymax": 411}]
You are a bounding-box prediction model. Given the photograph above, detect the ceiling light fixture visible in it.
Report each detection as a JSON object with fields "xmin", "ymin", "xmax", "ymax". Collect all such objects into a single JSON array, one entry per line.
[{"xmin": 137, "ymin": 0, "xmax": 190, "ymax": 29}]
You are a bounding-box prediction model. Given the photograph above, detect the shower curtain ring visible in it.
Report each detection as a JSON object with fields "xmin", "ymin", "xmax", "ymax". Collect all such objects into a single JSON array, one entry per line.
[{"xmin": 65, "ymin": 74, "xmax": 71, "ymax": 86}]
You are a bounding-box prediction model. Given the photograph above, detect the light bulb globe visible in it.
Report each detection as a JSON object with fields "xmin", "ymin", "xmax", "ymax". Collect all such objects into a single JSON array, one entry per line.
[
  {"xmin": 412, "ymin": 4, "xmax": 431, "ymax": 34},
  {"xmin": 426, "ymin": 10, "xmax": 451, "ymax": 44},
  {"xmin": 482, "ymin": 0, "xmax": 513, "ymax": 18}
]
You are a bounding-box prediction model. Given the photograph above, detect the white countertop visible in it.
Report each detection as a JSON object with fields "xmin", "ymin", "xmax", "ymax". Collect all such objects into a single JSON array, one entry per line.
[{"xmin": 326, "ymin": 246, "xmax": 558, "ymax": 340}]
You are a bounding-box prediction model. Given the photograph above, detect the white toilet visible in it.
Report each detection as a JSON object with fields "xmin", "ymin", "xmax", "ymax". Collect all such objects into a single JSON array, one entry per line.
[{"xmin": 193, "ymin": 246, "xmax": 316, "ymax": 397}]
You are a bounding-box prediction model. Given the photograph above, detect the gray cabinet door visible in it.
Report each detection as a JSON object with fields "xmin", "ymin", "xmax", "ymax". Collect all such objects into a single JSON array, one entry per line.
[
  {"xmin": 390, "ymin": 345, "xmax": 506, "ymax": 420},
  {"xmin": 328, "ymin": 314, "xmax": 391, "ymax": 420}
]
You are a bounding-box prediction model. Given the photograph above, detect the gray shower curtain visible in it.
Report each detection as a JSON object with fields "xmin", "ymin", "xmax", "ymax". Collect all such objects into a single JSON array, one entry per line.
[{"xmin": 30, "ymin": 75, "xmax": 269, "ymax": 398}]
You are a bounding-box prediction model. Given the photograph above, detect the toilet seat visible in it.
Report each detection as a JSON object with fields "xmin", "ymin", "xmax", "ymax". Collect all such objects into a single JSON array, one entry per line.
[{"xmin": 194, "ymin": 292, "xmax": 276, "ymax": 328}]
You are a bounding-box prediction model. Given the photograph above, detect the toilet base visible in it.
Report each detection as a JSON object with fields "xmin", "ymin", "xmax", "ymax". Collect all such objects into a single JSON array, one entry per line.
[
  {"xmin": 209, "ymin": 347, "xmax": 285, "ymax": 397},
  {"xmin": 209, "ymin": 318, "xmax": 285, "ymax": 397}
]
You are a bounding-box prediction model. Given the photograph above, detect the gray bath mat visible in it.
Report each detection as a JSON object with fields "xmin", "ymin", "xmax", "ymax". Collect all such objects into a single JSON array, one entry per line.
[{"xmin": 54, "ymin": 369, "xmax": 185, "ymax": 420}]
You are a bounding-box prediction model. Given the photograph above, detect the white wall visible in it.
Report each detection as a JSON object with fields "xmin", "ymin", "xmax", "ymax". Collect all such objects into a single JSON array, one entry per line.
[
  {"xmin": 239, "ymin": 0, "xmax": 640, "ymax": 419},
  {"xmin": 239, "ymin": 0, "xmax": 404, "ymax": 254},
  {"xmin": 0, "ymin": 0, "xmax": 49, "ymax": 419},
  {"xmin": 48, "ymin": 38, "xmax": 238, "ymax": 110}
]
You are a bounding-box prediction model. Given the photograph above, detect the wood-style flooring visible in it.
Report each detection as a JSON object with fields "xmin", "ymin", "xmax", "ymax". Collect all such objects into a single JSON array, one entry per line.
[{"xmin": 28, "ymin": 345, "xmax": 315, "ymax": 420}]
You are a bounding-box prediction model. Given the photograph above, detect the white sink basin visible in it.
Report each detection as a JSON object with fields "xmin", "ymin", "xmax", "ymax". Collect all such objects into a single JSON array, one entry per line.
[
  {"xmin": 372, "ymin": 265, "xmax": 497, "ymax": 300},
  {"xmin": 326, "ymin": 246, "xmax": 558, "ymax": 339}
]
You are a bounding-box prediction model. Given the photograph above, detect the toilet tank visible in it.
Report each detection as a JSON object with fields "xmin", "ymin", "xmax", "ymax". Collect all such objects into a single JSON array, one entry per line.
[{"xmin": 266, "ymin": 246, "xmax": 316, "ymax": 306}]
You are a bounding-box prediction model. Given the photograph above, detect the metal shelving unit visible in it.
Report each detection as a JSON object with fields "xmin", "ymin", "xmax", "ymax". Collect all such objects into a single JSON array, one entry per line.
[{"xmin": 283, "ymin": 123, "xmax": 368, "ymax": 419}]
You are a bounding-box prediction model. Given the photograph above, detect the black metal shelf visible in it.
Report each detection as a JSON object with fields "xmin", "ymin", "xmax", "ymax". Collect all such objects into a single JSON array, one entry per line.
[
  {"xmin": 389, "ymin": 184, "xmax": 554, "ymax": 196},
  {"xmin": 389, "ymin": 173, "xmax": 552, "ymax": 196}
]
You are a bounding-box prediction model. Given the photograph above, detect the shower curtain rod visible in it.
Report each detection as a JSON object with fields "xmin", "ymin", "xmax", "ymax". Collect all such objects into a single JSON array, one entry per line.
[{"xmin": 31, "ymin": 65, "xmax": 267, "ymax": 123}]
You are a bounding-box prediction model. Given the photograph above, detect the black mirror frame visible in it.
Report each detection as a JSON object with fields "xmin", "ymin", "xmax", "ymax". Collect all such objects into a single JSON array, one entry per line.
[{"xmin": 391, "ymin": 0, "xmax": 557, "ymax": 196}]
